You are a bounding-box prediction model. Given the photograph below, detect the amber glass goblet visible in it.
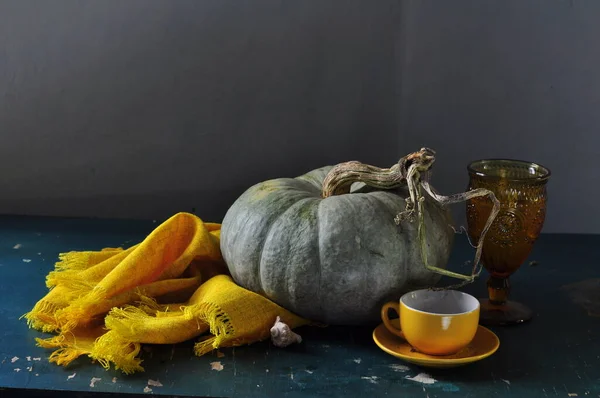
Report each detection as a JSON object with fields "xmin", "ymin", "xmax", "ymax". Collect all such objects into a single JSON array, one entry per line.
[{"xmin": 466, "ymin": 159, "xmax": 550, "ymax": 326}]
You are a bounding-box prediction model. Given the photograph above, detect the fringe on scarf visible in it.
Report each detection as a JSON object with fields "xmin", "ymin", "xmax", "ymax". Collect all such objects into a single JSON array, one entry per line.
[
  {"xmin": 192, "ymin": 302, "xmax": 235, "ymax": 356},
  {"xmin": 52, "ymin": 298, "xmax": 236, "ymax": 373},
  {"xmin": 90, "ymin": 331, "xmax": 143, "ymax": 375}
]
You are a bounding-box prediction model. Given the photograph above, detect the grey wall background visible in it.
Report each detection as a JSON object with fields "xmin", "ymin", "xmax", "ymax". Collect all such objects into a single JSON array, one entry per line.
[
  {"xmin": 0, "ymin": 0, "xmax": 597, "ymax": 234},
  {"xmin": 398, "ymin": 0, "xmax": 600, "ymax": 235}
]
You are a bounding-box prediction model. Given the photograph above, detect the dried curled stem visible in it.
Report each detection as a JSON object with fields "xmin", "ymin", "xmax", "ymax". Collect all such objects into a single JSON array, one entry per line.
[
  {"xmin": 420, "ymin": 181, "xmax": 500, "ymax": 290},
  {"xmin": 321, "ymin": 162, "xmax": 402, "ymax": 197},
  {"xmin": 322, "ymin": 149, "xmax": 434, "ymax": 198},
  {"xmin": 321, "ymin": 148, "xmax": 501, "ymax": 288}
]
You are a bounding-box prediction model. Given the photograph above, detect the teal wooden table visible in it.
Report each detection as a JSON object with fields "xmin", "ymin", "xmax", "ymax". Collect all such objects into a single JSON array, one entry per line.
[{"xmin": 0, "ymin": 215, "xmax": 599, "ymax": 397}]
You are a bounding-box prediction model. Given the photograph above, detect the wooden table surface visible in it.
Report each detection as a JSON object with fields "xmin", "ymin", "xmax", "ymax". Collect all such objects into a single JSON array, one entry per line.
[{"xmin": 0, "ymin": 215, "xmax": 598, "ymax": 397}]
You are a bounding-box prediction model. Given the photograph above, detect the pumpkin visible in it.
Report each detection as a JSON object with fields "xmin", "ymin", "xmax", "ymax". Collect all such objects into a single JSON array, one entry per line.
[{"xmin": 220, "ymin": 154, "xmax": 455, "ymax": 325}]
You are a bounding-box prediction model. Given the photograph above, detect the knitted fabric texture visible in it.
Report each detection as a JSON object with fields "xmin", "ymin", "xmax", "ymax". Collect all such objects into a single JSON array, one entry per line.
[{"xmin": 24, "ymin": 212, "xmax": 309, "ymax": 374}]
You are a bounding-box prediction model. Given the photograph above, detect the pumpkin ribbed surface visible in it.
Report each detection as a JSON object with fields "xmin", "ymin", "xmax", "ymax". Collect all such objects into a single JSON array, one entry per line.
[{"xmin": 221, "ymin": 166, "xmax": 454, "ymax": 325}]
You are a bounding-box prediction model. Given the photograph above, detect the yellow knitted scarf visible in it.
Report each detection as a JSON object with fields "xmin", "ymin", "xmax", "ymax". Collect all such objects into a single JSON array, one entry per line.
[{"xmin": 23, "ymin": 212, "xmax": 309, "ymax": 374}]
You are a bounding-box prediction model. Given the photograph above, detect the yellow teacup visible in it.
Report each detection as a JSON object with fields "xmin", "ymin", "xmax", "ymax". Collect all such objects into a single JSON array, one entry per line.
[{"xmin": 381, "ymin": 289, "xmax": 480, "ymax": 356}]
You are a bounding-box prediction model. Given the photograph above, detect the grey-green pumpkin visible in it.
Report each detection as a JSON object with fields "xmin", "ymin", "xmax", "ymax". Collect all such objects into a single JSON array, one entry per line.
[{"xmin": 220, "ymin": 164, "xmax": 454, "ymax": 325}]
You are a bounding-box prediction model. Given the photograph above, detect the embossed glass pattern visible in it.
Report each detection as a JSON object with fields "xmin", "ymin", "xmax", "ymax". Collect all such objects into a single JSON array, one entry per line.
[{"xmin": 466, "ymin": 159, "xmax": 550, "ymax": 326}]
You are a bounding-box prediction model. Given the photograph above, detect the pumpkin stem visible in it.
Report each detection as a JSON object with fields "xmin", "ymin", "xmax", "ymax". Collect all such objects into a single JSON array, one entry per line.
[
  {"xmin": 321, "ymin": 162, "xmax": 403, "ymax": 197},
  {"xmin": 321, "ymin": 148, "xmax": 436, "ymax": 198}
]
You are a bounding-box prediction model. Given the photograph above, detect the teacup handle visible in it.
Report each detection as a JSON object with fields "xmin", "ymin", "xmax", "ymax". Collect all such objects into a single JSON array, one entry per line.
[{"xmin": 381, "ymin": 301, "xmax": 405, "ymax": 339}]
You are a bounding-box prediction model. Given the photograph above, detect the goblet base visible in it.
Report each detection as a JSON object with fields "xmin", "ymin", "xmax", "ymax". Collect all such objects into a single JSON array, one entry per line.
[{"xmin": 478, "ymin": 299, "xmax": 533, "ymax": 326}]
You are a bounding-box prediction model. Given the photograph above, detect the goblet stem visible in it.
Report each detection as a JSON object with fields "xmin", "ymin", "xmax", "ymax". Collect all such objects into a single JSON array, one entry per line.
[
  {"xmin": 479, "ymin": 275, "xmax": 533, "ymax": 326},
  {"xmin": 487, "ymin": 275, "xmax": 510, "ymax": 305}
]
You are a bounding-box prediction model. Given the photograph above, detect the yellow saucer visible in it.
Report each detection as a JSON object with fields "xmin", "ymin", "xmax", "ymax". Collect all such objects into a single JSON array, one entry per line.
[{"xmin": 372, "ymin": 319, "xmax": 500, "ymax": 368}]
